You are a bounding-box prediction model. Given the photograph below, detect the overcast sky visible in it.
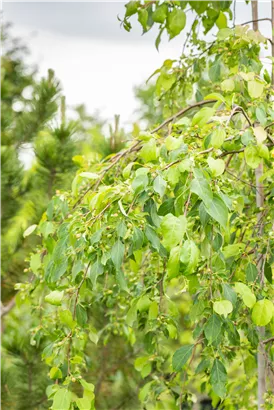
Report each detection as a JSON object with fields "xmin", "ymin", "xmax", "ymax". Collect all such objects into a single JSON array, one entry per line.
[{"xmin": 3, "ymin": 1, "xmax": 272, "ymax": 129}]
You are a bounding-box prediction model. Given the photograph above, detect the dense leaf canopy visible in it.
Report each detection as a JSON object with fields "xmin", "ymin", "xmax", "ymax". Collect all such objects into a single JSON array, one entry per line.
[{"xmin": 2, "ymin": 2, "xmax": 274, "ymax": 410}]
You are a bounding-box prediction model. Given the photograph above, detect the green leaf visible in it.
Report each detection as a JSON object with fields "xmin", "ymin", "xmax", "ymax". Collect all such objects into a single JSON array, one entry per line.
[
  {"xmin": 49, "ymin": 367, "xmax": 62, "ymax": 380},
  {"xmin": 89, "ymin": 258, "xmax": 104, "ymax": 286},
  {"xmin": 212, "ymin": 233, "xmax": 223, "ymax": 251},
  {"xmin": 264, "ymin": 262, "xmax": 272, "ymax": 284},
  {"xmin": 217, "ymin": 28, "xmax": 233, "ymax": 40},
  {"xmin": 248, "ymin": 80, "xmax": 264, "ymax": 99},
  {"xmin": 139, "ymin": 381, "xmax": 153, "ymax": 402},
  {"xmin": 30, "ymin": 253, "xmax": 41, "ymax": 274},
  {"xmin": 213, "ymin": 300, "xmax": 233, "ymax": 318},
  {"xmin": 148, "ymin": 301, "xmax": 158, "ymax": 320},
  {"xmin": 180, "ymin": 240, "xmax": 200, "ymax": 275},
  {"xmin": 205, "ymin": 194, "xmax": 228, "ymax": 228},
  {"xmin": 52, "ymin": 389, "xmax": 71, "ymax": 410},
  {"xmin": 76, "ymin": 305, "xmax": 88, "ymax": 327},
  {"xmin": 152, "ymin": 3, "xmax": 167, "ymax": 23},
  {"xmin": 132, "ymin": 173, "xmax": 148, "ymax": 192},
  {"xmin": 209, "ymin": 60, "xmax": 221, "ymax": 82},
  {"xmin": 89, "ymin": 328, "xmax": 99, "ymax": 345},
  {"xmin": 204, "ymin": 314, "xmax": 222, "ymax": 344},
  {"xmin": 207, "ymin": 157, "xmax": 225, "ymax": 176},
  {"xmin": 132, "ymin": 227, "xmax": 144, "ymax": 251},
  {"xmin": 256, "ymin": 107, "xmax": 267, "ymax": 125},
  {"xmin": 167, "ymin": 246, "xmax": 181, "ymax": 279},
  {"xmin": 222, "ymin": 284, "xmax": 237, "ymax": 306},
  {"xmin": 139, "ymin": 139, "xmax": 157, "ymax": 162},
  {"xmin": 192, "ymin": 107, "xmax": 215, "ymax": 127},
  {"xmin": 216, "ymin": 11, "xmax": 227, "ymax": 29},
  {"xmin": 234, "ymin": 282, "xmax": 256, "ymax": 308},
  {"xmin": 125, "ymin": 1, "xmax": 139, "ymax": 17},
  {"xmin": 221, "ymin": 78, "xmax": 234, "ymax": 92},
  {"xmin": 137, "ymin": 296, "xmax": 151, "ymax": 312},
  {"xmin": 165, "ymin": 135, "xmax": 181, "ymax": 151},
  {"xmin": 80, "ymin": 379, "xmax": 95, "ymax": 392},
  {"xmin": 79, "ymin": 172, "xmax": 99, "ymax": 180},
  {"xmin": 210, "ymin": 127, "xmax": 226, "ymax": 149},
  {"xmin": 111, "ymin": 240, "xmax": 125, "ymax": 269},
  {"xmin": 59, "ymin": 309, "xmax": 77, "ymax": 329},
  {"xmin": 172, "ymin": 344, "xmax": 194, "ymax": 371},
  {"xmin": 167, "ymin": 9, "xmax": 186, "ymax": 39},
  {"xmin": 23, "ymin": 224, "xmax": 37, "ymax": 238},
  {"xmin": 222, "ymin": 243, "xmax": 244, "ymax": 258},
  {"xmin": 190, "ymin": 169, "xmax": 213, "ymax": 207},
  {"xmin": 251, "ymin": 299, "xmax": 274, "ymax": 326},
  {"xmin": 190, "ymin": 1, "xmax": 208, "ymax": 14},
  {"xmin": 145, "ymin": 225, "xmax": 161, "ymax": 252},
  {"xmin": 90, "ymin": 228, "xmax": 103, "ymax": 245},
  {"xmin": 245, "ymin": 145, "xmax": 261, "ymax": 169},
  {"xmin": 116, "ymin": 268, "xmax": 127, "ymax": 290},
  {"xmin": 153, "ymin": 175, "xmax": 166, "ymax": 198},
  {"xmin": 160, "ymin": 213, "xmax": 187, "ymax": 250},
  {"xmin": 126, "ymin": 301, "xmax": 138, "ymax": 326},
  {"xmin": 258, "ymin": 144, "xmax": 269, "ymax": 160},
  {"xmin": 138, "ymin": 9, "xmax": 148, "ymax": 32},
  {"xmin": 195, "ymin": 358, "xmax": 211, "ymax": 374},
  {"xmin": 253, "ymin": 126, "xmax": 267, "ymax": 144},
  {"xmin": 210, "ymin": 359, "xmax": 227, "ymax": 399},
  {"xmin": 76, "ymin": 397, "xmax": 93, "ymax": 410},
  {"xmin": 246, "ymin": 263, "xmax": 258, "ymax": 282},
  {"xmin": 45, "ymin": 290, "xmax": 64, "ymax": 306}
]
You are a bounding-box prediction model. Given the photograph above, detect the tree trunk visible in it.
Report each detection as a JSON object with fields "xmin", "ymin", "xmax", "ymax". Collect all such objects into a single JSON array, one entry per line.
[
  {"xmin": 252, "ymin": 1, "xmax": 259, "ymax": 31},
  {"xmin": 272, "ymin": 1, "xmax": 274, "ymax": 83},
  {"xmin": 252, "ymin": 2, "xmax": 266, "ymax": 408},
  {"xmin": 256, "ymin": 161, "xmax": 266, "ymax": 410}
]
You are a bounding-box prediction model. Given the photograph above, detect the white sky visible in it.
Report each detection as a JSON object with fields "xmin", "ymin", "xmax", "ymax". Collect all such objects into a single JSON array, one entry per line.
[{"xmin": 2, "ymin": 1, "xmax": 272, "ymax": 129}]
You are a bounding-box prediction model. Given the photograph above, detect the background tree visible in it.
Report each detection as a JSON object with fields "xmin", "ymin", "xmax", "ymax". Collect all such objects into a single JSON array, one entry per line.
[{"xmin": 1, "ymin": 25, "xmax": 127, "ymax": 409}]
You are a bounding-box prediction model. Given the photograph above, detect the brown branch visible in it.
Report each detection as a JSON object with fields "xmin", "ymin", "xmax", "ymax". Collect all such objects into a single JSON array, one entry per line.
[
  {"xmin": 162, "ymin": 159, "xmax": 181, "ymax": 170},
  {"xmin": 151, "ymin": 99, "xmax": 217, "ymax": 134},
  {"xmin": 73, "ymin": 261, "xmax": 91, "ymax": 320},
  {"xmin": 227, "ymin": 106, "xmax": 252, "ymax": 127},
  {"xmin": 240, "ymin": 17, "xmax": 272, "ymax": 26},
  {"xmin": 225, "ymin": 169, "xmax": 258, "ymax": 189},
  {"xmin": 264, "ymin": 122, "xmax": 274, "ymax": 131},
  {"xmin": 262, "ymin": 337, "xmax": 274, "ymax": 345},
  {"xmin": 67, "ymin": 261, "xmax": 91, "ymax": 376},
  {"xmin": 72, "ymin": 141, "xmax": 140, "ymax": 209},
  {"xmin": 1, "ymin": 297, "xmax": 16, "ymax": 318}
]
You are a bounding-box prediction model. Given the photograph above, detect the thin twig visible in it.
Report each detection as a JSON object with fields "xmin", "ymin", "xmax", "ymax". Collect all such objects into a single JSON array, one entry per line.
[
  {"xmin": 262, "ymin": 337, "xmax": 274, "ymax": 345},
  {"xmin": 67, "ymin": 261, "xmax": 91, "ymax": 375},
  {"xmin": 151, "ymin": 99, "xmax": 217, "ymax": 133},
  {"xmin": 226, "ymin": 169, "xmax": 258, "ymax": 189},
  {"xmin": 240, "ymin": 18, "xmax": 272, "ymax": 26}
]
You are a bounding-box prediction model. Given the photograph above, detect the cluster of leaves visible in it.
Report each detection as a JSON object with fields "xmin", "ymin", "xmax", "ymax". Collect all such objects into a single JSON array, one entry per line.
[
  {"xmin": 18, "ymin": 14, "xmax": 274, "ymax": 410},
  {"xmin": 122, "ymin": 1, "xmax": 232, "ymax": 40}
]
